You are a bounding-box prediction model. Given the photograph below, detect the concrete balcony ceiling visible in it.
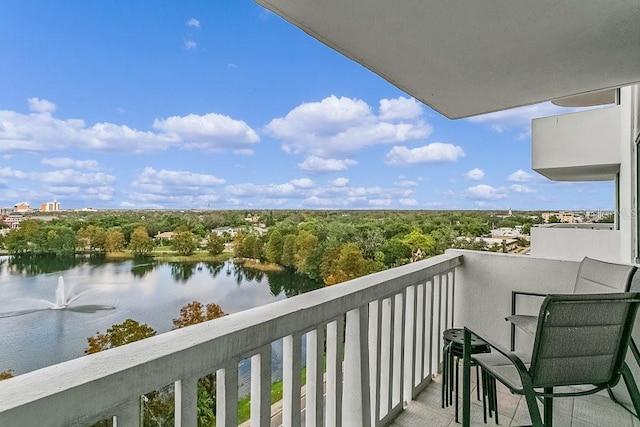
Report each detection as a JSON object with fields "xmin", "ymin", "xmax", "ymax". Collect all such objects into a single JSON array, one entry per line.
[{"xmin": 255, "ymin": 0, "xmax": 640, "ymax": 118}]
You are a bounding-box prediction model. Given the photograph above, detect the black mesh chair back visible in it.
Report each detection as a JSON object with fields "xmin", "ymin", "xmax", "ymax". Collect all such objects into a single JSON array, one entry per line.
[{"xmin": 530, "ymin": 293, "xmax": 640, "ymax": 389}]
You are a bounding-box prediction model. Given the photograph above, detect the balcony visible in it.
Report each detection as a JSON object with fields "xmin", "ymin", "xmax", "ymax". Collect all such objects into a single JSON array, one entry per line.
[
  {"xmin": 530, "ymin": 223, "xmax": 621, "ymax": 262},
  {"xmin": 0, "ymin": 251, "xmax": 637, "ymax": 426},
  {"xmin": 532, "ymin": 105, "xmax": 622, "ymax": 182}
]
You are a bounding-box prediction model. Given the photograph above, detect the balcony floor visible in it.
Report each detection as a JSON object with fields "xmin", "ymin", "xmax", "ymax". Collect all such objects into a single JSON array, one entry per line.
[{"xmin": 391, "ymin": 372, "xmax": 640, "ymax": 427}]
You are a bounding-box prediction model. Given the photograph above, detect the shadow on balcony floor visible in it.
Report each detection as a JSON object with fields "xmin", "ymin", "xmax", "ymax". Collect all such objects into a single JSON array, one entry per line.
[{"xmin": 391, "ymin": 373, "xmax": 640, "ymax": 427}]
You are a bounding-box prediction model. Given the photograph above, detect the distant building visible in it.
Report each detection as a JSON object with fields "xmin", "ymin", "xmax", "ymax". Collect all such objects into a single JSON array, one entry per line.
[
  {"xmin": 541, "ymin": 211, "xmax": 576, "ymax": 224},
  {"xmin": 4, "ymin": 213, "xmax": 26, "ymax": 229},
  {"xmin": 490, "ymin": 227, "xmax": 523, "ymax": 239},
  {"xmin": 14, "ymin": 202, "xmax": 30, "ymax": 212},
  {"xmin": 154, "ymin": 231, "xmax": 176, "ymax": 241},
  {"xmin": 40, "ymin": 200, "xmax": 60, "ymax": 212},
  {"xmin": 212, "ymin": 226, "xmax": 239, "ymax": 237}
]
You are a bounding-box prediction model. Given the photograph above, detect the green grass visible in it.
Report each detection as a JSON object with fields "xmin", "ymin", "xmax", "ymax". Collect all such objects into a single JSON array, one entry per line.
[{"xmin": 236, "ymin": 367, "xmax": 307, "ymax": 424}]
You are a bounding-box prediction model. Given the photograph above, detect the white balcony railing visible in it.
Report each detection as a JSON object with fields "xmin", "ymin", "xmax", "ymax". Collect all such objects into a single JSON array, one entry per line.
[{"xmin": 0, "ymin": 252, "xmax": 462, "ymax": 427}]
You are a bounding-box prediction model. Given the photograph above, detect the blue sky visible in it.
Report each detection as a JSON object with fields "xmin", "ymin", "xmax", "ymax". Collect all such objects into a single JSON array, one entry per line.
[{"xmin": 0, "ymin": 1, "xmax": 613, "ymax": 211}]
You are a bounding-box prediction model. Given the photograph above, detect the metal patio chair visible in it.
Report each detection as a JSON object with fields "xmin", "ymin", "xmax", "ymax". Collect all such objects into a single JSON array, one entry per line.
[
  {"xmin": 462, "ymin": 292, "xmax": 640, "ymax": 427},
  {"xmin": 506, "ymin": 257, "xmax": 638, "ymax": 351}
]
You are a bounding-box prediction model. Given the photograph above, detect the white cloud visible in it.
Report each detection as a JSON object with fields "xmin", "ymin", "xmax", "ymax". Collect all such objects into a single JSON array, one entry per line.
[
  {"xmin": 226, "ymin": 182, "xmax": 298, "ymax": 198},
  {"xmin": 125, "ymin": 168, "xmax": 227, "ymax": 209},
  {"xmin": 395, "ymin": 178, "xmax": 418, "ymax": 187},
  {"xmin": 467, "ymin": 102, "xmax": 590, "ymax": 133},
  {"xmin": 0, "ymin": 166, "xmax": 117, "ymax": 202},
  {"xmin": 385, "ymin": 143, "xmax": 465, "ymax": 166},
  {"xmin": 233, "ymin": 148, "xmax": 255, "ymax": 156},
  {"xmin": 331, "ymin": 177, "xmax": 349, "ymax": 187},
  {"xmin": 186, "ymin": 18, "xmax": 200, "ymax": 28},
  {"xmin": 511, "ymin": 184, "xmax": 537, "ymax": 193},
  {"xmin": 224, "ymin": 178, "xmax": 414, "ymax": 208},
  {"xmin": 299, "ymin": 156, "xmax": 357, "ymax": 173},
  {"xmin": 465, "ymin": 184, "xmax": 507, "ymax": 200},
  {"xmin": 508, "ymin": 169, "xmax": 534, "ymax": 182},
  {"xmin": 369, "ymin": 199, "xmax": 392, "ymax": 206},
  {"xmin": 41, "ymin": 157, "xmax": 100, "ymax": 171},
  {"xmin": 28, "ymin": 97, "xmax": 56, "ymax": 113},
  {"xmin": 465, "ymin": 168, "xmax": 484, "ymax": 181},
  {"xmin": 133, "ymin": 167, "xmax": 225, "ymax": 193},
  {"xmin": 265, "ymin": 95, "xmax": 432, "ymax": 157},
  {"xmin": 291, "ymin": 178, "xmax": 315, "ymax": 188},
  {"xmin": 378, "ymin": 97, "xmax": 423, "ymax": 121},
  {"xmin": 0, "ymin": 106, "xmax": 176, "ymax": 154},
  {"xmin": 0, "ymin": 103, "xmax": 260, "ymax": 154},
  {"xmin": 153, "ymin": 112, "xmax": 259, "ymax": 151},
  {"xmin": 184, "ymin": 40, "xmax": 197, "ymax": 50},
  {"xmin": 399, "ymin": 198, "xmax": 419, "ymax": 206},
  {"xmin": 0, "ymin": 167, "xmax": 114, "ymax": 186}
]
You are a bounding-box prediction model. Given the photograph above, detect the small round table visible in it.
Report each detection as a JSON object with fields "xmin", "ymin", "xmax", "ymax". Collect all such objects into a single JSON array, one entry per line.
[{"xmin": 442, "ymin": 328, "xmax": 491, "ymax": 423}]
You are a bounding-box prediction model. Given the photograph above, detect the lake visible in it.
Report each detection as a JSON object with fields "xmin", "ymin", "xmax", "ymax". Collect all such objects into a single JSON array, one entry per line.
[{"xmin": 0, "ymin": 255, "xmax": 322, "ymax": 376}]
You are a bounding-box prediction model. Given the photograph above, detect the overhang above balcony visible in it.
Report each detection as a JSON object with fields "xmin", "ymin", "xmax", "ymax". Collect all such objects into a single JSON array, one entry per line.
[
  {"xmin": 532, "ymin": 106, "xmax": 621, "ymax": 181},
  {"xmin": 255, "ymin": 0, "xmax": 640, "ymax": 119}
]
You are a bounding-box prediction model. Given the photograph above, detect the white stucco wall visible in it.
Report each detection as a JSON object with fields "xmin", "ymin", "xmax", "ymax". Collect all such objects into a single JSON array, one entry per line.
[{"xmin": 530, "ymin": 227, "xmax": 621, "ymax": 262}]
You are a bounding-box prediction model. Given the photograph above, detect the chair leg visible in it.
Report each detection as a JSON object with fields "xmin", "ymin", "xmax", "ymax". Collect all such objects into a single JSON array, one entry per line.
[
  {"xmin": 522, "ymin": 387, "xmax": 544, "ymax": 427},
  {"xmin": 482, "ymin": 370, "xmax": 488, "ymax": 424},
  {"xmin": 442, "ymin": 343, "xmax": 447, "ymax": 408},
  {"xmin": 621, "ymin": 362, "xmax": 640, "ymax": 418},
  {"xmin": 476, "ymin": 364, "xmax": 481, "ymax": 401},
  {"xmin": 455, "ymin": 356, "xmax": 460, "ymax": 423},
  {"xmin": 543, "ymin": 388, "xmax": 553, "ymax": 427},
  {"xmin": 492, "ymin": 376, "xmax": 499, "ymax": 425}
]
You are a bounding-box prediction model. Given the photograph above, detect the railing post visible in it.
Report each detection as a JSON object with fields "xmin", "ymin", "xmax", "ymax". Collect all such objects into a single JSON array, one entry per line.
[
  {"xmin": 175, "ymin": 377, "xmax": 198, "ymax": 427},
  {"xmin": 307, "ymin": 327, "xmax": 325, "ymax": 427},
  {"xmin": 217, "ymin": 364, "xmax": 238, "ymax": 427},
  {"xmin": 283, "ymin": 333, "xmax": 302, "ymax": 427},
  {"xmin": 343, "ymin": 306, "xmax": 371, "ymax": 427},
  {"xmin": 251, "ymin": 346, "xmax": 272, "ymax": 427},
  {"xmin": 326, "ymin": 318, "xmax": 344, "ymax": 427}
]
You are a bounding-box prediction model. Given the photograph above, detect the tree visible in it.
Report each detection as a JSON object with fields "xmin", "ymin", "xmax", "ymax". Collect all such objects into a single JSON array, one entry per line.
[
  {"xmin": 171, "ymin": 230, "xmax": 198, "ymax": 256},
  {"xmin": 324, "ymin": 243, "xmax": 371, "ymax": 285},
  {"xmin": 265, "ymin": 230, "xmax": 284, "ymax": 264},
  {"xmin": 294, "ymin": 229, "xmax": 318, "ymax": 274},
  {"xmin": 129, "ymin": 226, "xmax": 154, "ymax": 257},
  {"xmin": 548, "ymin": 215, "xmax": 561, "ymax": 224},
  {"xmin": 85, "ymin": 319, "xmax": 171, "ymax": 426},
  {"xmin": 85, "ymin": 318, "xmax": 156, "ymax": 354},
  {"xmin": 104, "ymin": 228, "xmax": 125, "ymax": 253},
  {"xmin": 380, "ymin": 238, "xmax": 412, "ymax": 267},
  {"xmin": 402, "ymin": 229, "xmax": 436, "ymax": 258},
  {"xmin": 172, "ymin": 301, "xmax": 227, "ymax": 427},
  {"xmin": 280, "ymin": 234, "xmax": 296, "ymax": 268},
  {"xmin": 172, "ymin": 301, "xmax": 227, "ymax": 329},
  {"xmin": 76, "ymin": 225, "xmax": 107, "ymax": 252},
  {"xmin": 205, "ymin": 232, "xmax": 224, "ymax": 255}
]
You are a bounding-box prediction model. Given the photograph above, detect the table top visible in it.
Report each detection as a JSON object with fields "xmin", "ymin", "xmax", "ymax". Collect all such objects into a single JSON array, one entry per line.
[{"xmin": 443, "ymin": 328, "xmax": 489, "ymax": 347}]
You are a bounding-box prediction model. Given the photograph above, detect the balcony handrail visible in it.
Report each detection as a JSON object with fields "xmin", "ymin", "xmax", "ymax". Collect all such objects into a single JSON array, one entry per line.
[{"xmin": 0, "ymin": 252, "xmax": 462, "ymax": 426}]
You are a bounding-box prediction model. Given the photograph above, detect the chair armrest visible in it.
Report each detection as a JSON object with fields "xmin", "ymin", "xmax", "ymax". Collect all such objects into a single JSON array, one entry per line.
[
  {"xmin": 511, "ymin": 290, "xmax": 546, "ymax": 315},
  {"xmin": 463, "ymin": 327, "xmax": 529, "ymax": 372},
  {"xmin": 509, "ymin": 291, "xmax": 547, "ymax": 351},
  {"xmin": 462, "ymin": 327, "xmax": 529, "ymax": 427}
]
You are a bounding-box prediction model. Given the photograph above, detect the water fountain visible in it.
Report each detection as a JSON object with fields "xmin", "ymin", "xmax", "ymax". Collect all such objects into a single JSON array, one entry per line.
[{"xmin": 0, "ymin": 276, "xmax": 115, "ymax": 318}]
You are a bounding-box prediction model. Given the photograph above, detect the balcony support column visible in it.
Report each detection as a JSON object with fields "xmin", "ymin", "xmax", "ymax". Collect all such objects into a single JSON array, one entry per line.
[
  {"xmin": 343, "ymin": 306, "xmax": 372, "ymax": 427},
  {"xmin": 175, "ymin": 376, "xmax": 198, "ymax": 427}
]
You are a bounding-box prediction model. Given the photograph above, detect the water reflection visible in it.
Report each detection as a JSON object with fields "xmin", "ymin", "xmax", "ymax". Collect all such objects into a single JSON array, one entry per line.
[
  {"xmin": 0, "ymin": 255, "xmax": 322, "ymax": 375},
  {"xmin": 131, "ymin": 258, "xmax": 155, "ymax": 278},
  {"xmin": 7, "ymin": 255, "xmax": 82, "ymax": 275}
]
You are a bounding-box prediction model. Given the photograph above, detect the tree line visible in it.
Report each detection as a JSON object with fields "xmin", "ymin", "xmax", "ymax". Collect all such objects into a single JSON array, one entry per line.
[{"xmin": 0, "ymin": 210, "xmax": 539, "ymax": 285}]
